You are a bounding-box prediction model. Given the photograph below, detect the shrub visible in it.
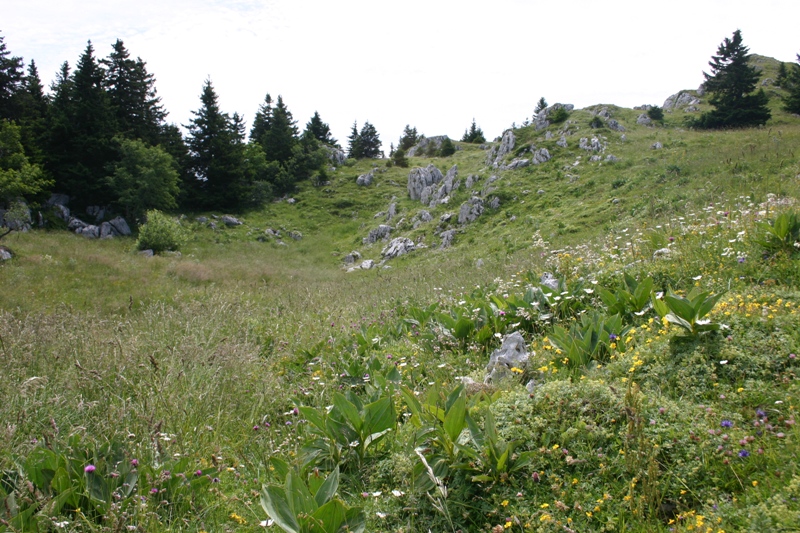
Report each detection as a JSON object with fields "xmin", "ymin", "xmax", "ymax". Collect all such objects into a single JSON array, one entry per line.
[
  {"xmin": 136, "ymin": 210, "xmax": 185, "ymax": 253},
  {"xmin": 392, "ymin": 148, "xmax": 409, "ymax": 168},
  {"xmin": 439, "ymin": 138, "xmax": 456, "ymax": 157},
  {"xmin": 647, "ymin": 106, "xmax": 664, "ymax": 121},
  {"xmin": 549, "ymin": 107, "xmax": 569, "ymax": 124},
  {"xmin": 589, "ymin": 116, "xmax": 604, "ymax": 129}
]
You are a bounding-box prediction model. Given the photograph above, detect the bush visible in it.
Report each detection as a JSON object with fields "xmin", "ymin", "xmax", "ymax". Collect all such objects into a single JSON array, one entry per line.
[
  {"xmin": 589, "ymin": 116, "xmax": 604, "ymax": 129},
  {"xmin": 549, "ymin": 107, "xmax": 569, "ymax": 124},
  {"xmin": 439, "ymin": 138, "xmax": 456, "ymax": 157},
  {"xmin": 136, "ymin": 210, "xmax": 185, "ymax": 253},
  {"xmin": 392, "ymin": 148, "xmax": 409, "ymax": 168},
  {"xmin": 647, "ymin": 106, "xmax": 664, "ymax": 121}
]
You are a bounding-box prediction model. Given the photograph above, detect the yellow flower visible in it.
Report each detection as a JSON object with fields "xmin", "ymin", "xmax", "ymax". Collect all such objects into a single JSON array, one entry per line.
[
  {"xmin": 586, "ymin": 511, "xmax": 593, "ymax": 518},
  {"xmin": 752, "ymin": 480, "xmax": 758, "ymax": 487},
  {"xmin": 501, "ymin": 500, "xmax": 509, "ymax": 507},
  {"xmin": 504, "ymin": 521, "xmax": 512, "ymax": 529},
  {"xmin": 552, "ymin": 444, "xmax": 559, "ymax": 450},
  {"xmin": 539, "ymin": 514, "xmax": 552, "ymax": 522},
  {"xmin": 540, "ymin": 503, "xmax": 549, "ymax": 508}
]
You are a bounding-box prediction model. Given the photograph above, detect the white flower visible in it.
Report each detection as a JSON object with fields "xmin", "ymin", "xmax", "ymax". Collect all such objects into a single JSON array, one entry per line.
[
  {"xmin": 376, "ymin": 512, "xmax": 388, "ymax": 519},
  {"xmin": 392, "ymin": 490, "xmax": 405, "ymax": 497},
  {"xmin": 260, "ymin": 519, "xmax": 274, "ymax": 527},
  {"xmin": 720, "ymin": 360, "xmax": 728, "ymax": 365},
  {"xmin": 692, "ymin": 275, "xmax": 702, "ymax": 281}
]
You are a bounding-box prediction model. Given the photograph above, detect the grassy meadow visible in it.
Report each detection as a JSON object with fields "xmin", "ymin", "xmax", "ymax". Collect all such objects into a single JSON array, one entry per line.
[{"xmin": 2, "ymin": 71, "xmax": 800, "ymax": 532}]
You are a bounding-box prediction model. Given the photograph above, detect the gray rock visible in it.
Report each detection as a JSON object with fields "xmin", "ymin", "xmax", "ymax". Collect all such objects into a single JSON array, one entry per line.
[
  {"xmin": 287, "ymin": 198, "xmax": 296, "ymax": 204},
  {"xmin": 476, "ymin": 258, "xmax": 484, "ymax": 268},
  {"xmin": 67, "ymin": 217, "xmax": 87, "ymax": 230},
  {"xmin": 502, "ymin": 158, "xmax": 530, "ymax": 170},
  {"xmin": 428, "ymin": 165, "xmax": 459, "ymax": 206},
  {"xmin": 696, "ymin": 84, "xmax": 706, "ymax": 96},
  {"xmin": 605, "ymin": 155, "xmax": 620, "ymax": 163},
  {"xmin": 356, "ymin": 169, "xmax": 374, "ymax": 186},
  {"xmin": 440, "ymin": 212, "xmax": 453, "ymax": 223},
  {"xmin": 579, "ymin": 137, "xmax": 604, "ymax": 152},
  {"xmin": 52, "ymin": 203, "xmax": 70, "ymax": 222},
  {"xmin": 607, "ymin": 119, "xmax": 625, "ymax": 132},
  {"xmin": 636, "ymin": 114, "xmax": 652, "ymax": 126},
  {"xmin": 76, "ymin": 225, "xmax": 100, "ymax": 238},
  {"xmin": 556, "ymin": 135, "xmax": 568, "ymax": 148},
  {"xmin": 386, "ymin": 203, "xmax": 397, "ymax": 221},
  {"xmin": 196, "ymin": 216, "xmax": 208, "ymax": 224},
  {"xmin": 485, "ymin": 332, "xmax": 529, "ymax": 384},
  {"xmin": 545, "ymin": 131, "xmax": 554, "ymax": 140},
  {"xmin": 221, "ymin": 215, "xmax": 242, "ymax": 226},
  {"xmin": 0, "ymin": 246, "xmax": 12, "ymax": 261},
  {"xmin": 381, "ymin": 237, "xmax": 416, "ymax": 259},
  {"xmin": 590, "ymin": 155, "xmax": 602, "ymax": 162},
  {"xmin": 439, "ymin": 229, "xmax": 456, "ymax": 249},
  {"xmin": 360, "ymin": 259, "xmax": 375, "ymax": 270},
  {"xmin": 209, "ymin": 222, "xmax": 217, "ymax": 230},
  {"xmin": 99, "ymin": 222, "xmax": 115, "ymax": 238},
  {"xmin": 363, "ymin": 224, "xmax": 392, "ymax": 244},
  {"xmin": 540, "ymin": 272, "xmax": 560, "ymax": 291},
  {"xmin": 265, "ymin": 228, "xmax": 280, "ymax": 237},
  {"xmin": 532, "ymin": 148, "xmax": 551, "ymax": 164},
  {"xmin": 663, "ymin": 91, "xmax": 700, "ymax": 111},
  {"xmin": 458, "ymin": 197, "xmax": 484, "ymax": 225},
  {"xmin": 465, "ymin": 174, "xmax": 478, "ymax": 189},
  {"xmin": 407, "ymin": 164, "xmax": 444, "ymax": 202},
  {"xmin": 620, "ymin": 134, "xmax": 627, "ymax": 141},
  {"xmin": 652, "ymin": 142, "xmax": 663, "ymax": 150},
  {"xmin": 684, "ymin": 105, "xmax": 699, "ymax": 113},
  {"xmin": 289, "ymin": 230, "xmax": 303, "ymax": 241},
  {"xmin": 534, "ymin": 103, "xmax": 574, "ymax": 131},
  {"xmin": 343, "ymin": 251, "xmax": 361, "ymax": 265},
  {"xmin": 86, "ymin": 206, "xmax": 106, "ymax": 222},
  {"xmin": 326, "ymin": 146, "xmax": 347, "ymax": 166},
  {"xmin": 109, "ymin": 216, "xmax": 131, "ymax": 236},
  {"xmin": 596, "ymin": 106, "xmax": 611, "ymax": 119},
  {"xmin": 486, "ymin": 130, "xmax": 516, "ymax": 166},
  {"xmin": 46, "ymin": 194, "xmax": 70, "ymax": 207},
  {"xmin": 138, "ymin": 249, "xmax": 154, "ymax": 257},
  {"xmin": 537, "ymin": 189, "xmax": 545, "ymax": 195},
  {"xmin": 489, "ymin": 197, "xmax": 500, "ymax": 209},
  {"xmin": 418, "ymin": 210, "xmax": 433, "ymax": 223},
  {"xmin": 407, "ymin": 135, "xmax": 449, "ymax": 157}
]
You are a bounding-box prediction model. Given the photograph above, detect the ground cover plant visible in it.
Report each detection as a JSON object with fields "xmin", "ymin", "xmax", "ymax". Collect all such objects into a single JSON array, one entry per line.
[{"xmin": 3, "ymin": 78, "xmax": 800, "ymax": 532}]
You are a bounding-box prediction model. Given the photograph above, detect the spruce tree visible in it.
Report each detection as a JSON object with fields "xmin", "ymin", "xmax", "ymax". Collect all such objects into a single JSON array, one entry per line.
[
  {"xmin": 398, "ymin": 125, "xmax": 419, "ymax": 151},
  {"xmin": 102, "ymin": 39, "xmax": 165, "ymax": 144},
  {"xmin": 776, "ymin": 62, "xmax": 789, "ymax": 87},
  {"xmin": 534, "ymin": 97, "xmax": 548, "ymax": 116},
  {"xmin": 461, "ymin": 119, "xmax": 485, "ymax": 143},
  {"xmin": 0, "ymin": 33, "xmax": 24, "ymax": 121},
  {"xmin": 262, "ymin": 95, "xmax": 298, "ymax": 164},
  {"xmin": 16, "ymin": 61, "xmax": 49, "ymax": 165},
  {"xmin": 439, "ymin": 137, "xmax": 456, "ymax": 157},
  {"xmin": 347, "ymin": 121, "xmax": 362, "ymax": 159},
  {"xmin": 304, "ymin": 111, "xmax": 337, "ymax": 146},
  {"xmin": 783, "ymin": 54, "xmax": 800, "ymax": 115},
  {"xmin": 358, "ymin": 121, "xmax": 382, "ymax": 159},
  {"xmin": 184, "ymin": 79, "xmax": 247, "ymax": 208},
  {"xmin": 250, "ymin": 93, "xmax": 272, "ymax": 144},
  {"xmin": 695, "ymin": 30, "xmax": 771, "ymax": 129}
]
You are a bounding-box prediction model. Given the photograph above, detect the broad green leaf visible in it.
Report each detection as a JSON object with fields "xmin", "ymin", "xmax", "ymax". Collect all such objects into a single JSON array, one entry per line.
[
  {"xmin": 343, "ymin": 506, "xmax": 366, "ymax": 533},
  {"xmin": 466, "ymin": 412, "xmax": 484, "ymax": 449},
  {"xmin": 634, "ymin": 278, "xmax": 653, "ymax": 309},
  {"xmin": 651, "ymin": 293, "xmax": 669, "ymax": 317},
  {"xmin": 697, "ymin": 292, "xmax": 725, "ymax": 319},
  {"xmin": 364, "ymin": 397, "xmax": 395, "ymax": 436},
  {"xmin": 400, "ymin": 386, "xmax": 422, "ymax": 417},
  {"xmin": 496, "ymin": 447, "xmax": 510, "ymax": 473},
  {"xmin": 300, "ymin": 406, "xmax": 327, "ymax": 433},
  {"xmin": 445, "ymin": 384, "xmax": 464, "ymax": 413},
  {"xmin": 453, "ymin": 317, "xmax": 475, "ymax": 340},
  {"xmin": 665, "ymin": 313, "xmax": 693, "ymax": 333},
  {"xmin": 471, "ymin": 474, "xmax": 493, "ymax": 483},
  {"xmin": 665, "ymin": 294, "xmax": 696, "ymax": 322},
  {"xmin": 285, "ymin": 470, "xmax": 316, "ymax": 515},
  {"xmin": 476, "ymin": 325, "xmax": 493, "ymax": 344},
  {"xmin": 308, "ymin": 499, "xmax": 347, "ymax": 533},
  {"xmin": 270, "ymin": 457, "xmax": 290, "ymax": 480},
  {"xmin": 313, "ymin": 467, "xmax": 339, "ymax": 508},
  {"xmin": 261, "ymin": 485, "xmax": 300, "ymax": 533},
  {"xmin": 87, "ymin": 471, "xmax": 109, "ymax": 503},
  {"xmin": 122, "ymin": 471, "xmax": 138, "ymax": 498},
  {"xmin": 364, "ymin": 428, "xmax": 393, "ymax": 449},
  {"xmin": 484, "ymin": 410, "xmax": 498, "ymax": 445},
  {"xmin": 443, "ymin": 392, "xmax": 466, "ymax": 443},
  {"xmin": 510, "ymin": 451, "xmax": 535, "ymax": 472},
  {"xmin": 333, "ymin": 393, "xmax": 363, "ymax": 432}
]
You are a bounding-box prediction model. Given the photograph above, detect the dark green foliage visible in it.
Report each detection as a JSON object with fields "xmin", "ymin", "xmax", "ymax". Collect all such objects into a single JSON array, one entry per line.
[
  {"xmin": 694, "ymin": 30, "xmax": 771, "ymax": 129},
  {"xmin": 0, "ymin": 119, "xmax": 51, "ymax": 203},
  {"xmin": 548, "ymin": 107, "xmax": 569, "ymax": 123},
  {"xmin": 136, "ymin": 209, "xmax": 185, "ymax": 252},
  {"xmin": 534, "ymin": 97, "xmax": 548, "ymax": 116},
  {"xmin": 589, "ymin": 116, "xmax": 604, "ymax": 129},
  {"xmin": 304, "ymin": 111, "xmax": 337, "ymax": 146},
  {"xmin": 439, "ymin": 137, "xmax": 456, "ymax": 157},
  {"xmin": 783, "ymin": 54, "xmax": 800, "ymax": 115},
  {"xmin": 250, "ymin": 93, "xmax": 273, "ymax": 144},
  {"xmin": 647, "ymin": 106, "xmax": 664, "ymax": 121},
  {"xmin": 399, "ymin": 124, "xmax": 420, "ymax": 151},
  {"xmin": 107, "ymin": 137, "xmax": 179, "ymax": 220},
  {"xmin": 776, "ymin": 62, "xmax": 789, "ymax": 87},
  {"xmin": 101, "ymin": 39, "xmax": 165, "ymax": 145},
  {"xmin": 0, "ymin": 33, "xmax": 24, "ymax": 121},
  {"xmin": 348, "ymin": 121, "xmax": 381, "ymax": 159},
  {"xmin": 392, "ymin": 147, "xmax": 409, "ymax": 168},
  {"xmin": 45, "ymin": 42, "xmax": 118, "ymax": 208},
  {"xmin": 460, "ymin": 119, "xmax": 485, "ymax": 143},
  {"xmin": 184, "ymin": 79, "xmax": 249, "ymax": 208},
  {"xmin": 262, "ymin": 96, "xmax": 298, "ymax": 165}
]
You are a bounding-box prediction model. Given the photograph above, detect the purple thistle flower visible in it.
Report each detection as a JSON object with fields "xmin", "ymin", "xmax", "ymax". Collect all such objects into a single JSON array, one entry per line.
[
  {"xmin": 150, "ymin": 488, "xmax": 159, "ymax": 494},
  {"xmin": 84, "ymin": 465, "xmax": 96, "ymax": 473},
  {"xmin": 737, "ymin": 257, "xmax": 746, "ymax": 263},
  {"xmin": 738, "ymin": 449, "xmax": 750, "ymax": 458},
  {"xmin": 721, "ymin": 420, "xmax": 733, "ymax": 428},
  {"xmin": 756, "ymin": 409, "xmax": 766, "ymax": 418},
  {"xmin": 253, "ymin": 425, "xmax": 260, "ymax": 431},
  {"xmin": 195, "ymin": 470, "xmax": 203, "ymax": 476},
  {"xmin": 286, "ymin": 421, "xmax": 292, "ymax": 426},
  {"xmin": 212, "ymin": 477, "xmax": 220, "ymax": 483},
  {"xmin": 609, "ymin": 333, "xmax": 618, "ymax": 341},
  {"xmin": 130, "ymin": 459, "xmax": 139, "ymax": 467}
]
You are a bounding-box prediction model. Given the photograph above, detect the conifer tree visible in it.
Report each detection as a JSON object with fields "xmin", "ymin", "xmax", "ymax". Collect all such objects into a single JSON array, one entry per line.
[
  {"xmin": 776, "ymin": 62, "xmax": 789, "ymax": 87},
  {"xmin": 461, "ymin": 119, "xmax": 485, "ymax": 143},
  {"xmin": 357, "ymin": 121, "xmax": 382, "ymax": 159},
  {"xmin": 783, "ymin": 54, "xmax": 800, "ymax": 115},
  {"xmin": 184, "ymin": 79, "xmax": 247, "ymax": 208},
  {"xmin": 102, "ymin": 39, "xmax": 165, "ymax": 144},
  {"xmin": 347, "ymin": 121, "xmax": 362, "ymax": 159},
  {"xmin": 262, "ymin": 95, "xmax": 298, "ymax": 165},
  {"xmin": 398, "ymin": 125, "xmax": 419, "ymax": 151},
  {"xmin": 534, "ymin": 97, "xmax": 548, "ymax": 116},
  {"xmin": 439, "ymin": 137, "xmax": 456, "ymax": 157},
  {"xmin": 695, "ymin": 30, "xmax": 771, "ymax": 129},
  {"xmin": 0, "ymin": 33, "xmax": 24, "ymax": 121},
  {"xmin": 304, "ymin": 111, "xmax": 337, "ymax": 146},
  {"xmin": 16, "ymin": 61, "xmax": 49, "ymax": 165},
  {"xmin": 250, "ymin": 93, "xmax": 272, "ymax": 144}
]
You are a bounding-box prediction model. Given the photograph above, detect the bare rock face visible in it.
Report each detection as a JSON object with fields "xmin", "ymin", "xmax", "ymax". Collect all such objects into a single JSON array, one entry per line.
[
  {"xmin": 534, "ymin": 103, "xmax": 574, "ymax": 130},
  {"xmin": 407, "ymin": 135, "xmax": 449, "ymax": 157},
  {"xmin": 607, "ymin": 119, "xmax": 625, "ymax": 132},
  {"xmin": 532, "ymin": 148, "xmax": 551, "ymax": 164},
  {"xmin": 458, "ymin": 197, "xmax": 484, "ymax": 225},
  {"xmin": 0, "ymin": 246, "xmax": 12, "ymax": 261},
  {"xmin": 485, "ymin": 332, "xmax": 530, "ymax": 384},
  {"xmin": 381, "ymin": 237, "xmax": 415, "ymax": 259},
  {"xmin": 486, "ymin": 130, "xmax": 516, "ymax": 167},
  {"xmin": 439, "ymin": 229, "xmax": 456, "ymax": 249},
  {"xmin": 579, "ymin": 137, "xmax": 604, "ymax": 152},
  {"xmin": 326, "ymin": 146, "xmax": 347, "ymax": 166},
  {"xmin": 363, "ymin": 224, "xmax": 392, "ymax": 244},
  {"xmin": 557, "ymin": 135, "xmax": 568, "ymax": 148},
  {"xmin": 407, "ymin": 164, "xmax": 444, "ymax": 202},
  {"xmin": 356, "ymin": 169, "xmax": 374, "ymax": 186},
  {"xmin": 427, "ymin": 165, "xmax": 459, "ymax": 206},
  {"xmin": 663, "ymin": 91, "xmax": 701, "ymax": 112},
  {"xmin": 636, "ymin": 114, "xmax": 652, "ymax": 126}
]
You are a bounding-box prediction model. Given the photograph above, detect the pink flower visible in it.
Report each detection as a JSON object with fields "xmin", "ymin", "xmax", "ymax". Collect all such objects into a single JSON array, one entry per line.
[{"xmin": 84, "ymin": 465, "xmax": 96, "ymax": 473}]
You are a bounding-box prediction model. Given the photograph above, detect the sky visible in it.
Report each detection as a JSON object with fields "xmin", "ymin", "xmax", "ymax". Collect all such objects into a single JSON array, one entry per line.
[{"xmin": 4, "ymin": 0, "xmax": 799, "ymax": 146}]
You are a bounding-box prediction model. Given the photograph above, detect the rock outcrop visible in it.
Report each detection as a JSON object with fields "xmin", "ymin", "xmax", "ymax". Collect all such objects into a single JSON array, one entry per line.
[
  {"xmin": 381, "ymin": 237, "xmax": 415, "ymax": 259},
  {"xmin": 485, "ymin": 332, "xmax": 530, "ymax": 384},
  {"xmin": 486, "ymin": 130, "xmax": 515, "ymax": 167},
  {"xmin": 363, "ymin": 224, "xmax": 392, "ymax": 244},
  {"xmin": 663, "ymin": 91, "xmax": 701, "ymax": 112},
  {"xmin": 356, "ymin": 169, "xmax": 374, "ymax": 186},
  {"xmin": 407, "ymin": 135, "xmax": 449, "ymax": 157},
  {"xmin": 407, "ymin": 164, "xmax": 444, "ymax": 202},
  {"xmin": 458, "ymin": 197, "xmax": 484, "ymax": 225}
]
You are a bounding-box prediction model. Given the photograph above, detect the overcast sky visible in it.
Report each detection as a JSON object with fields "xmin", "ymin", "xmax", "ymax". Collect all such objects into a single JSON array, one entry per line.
[{"xmin": 4, "ymin": 0, "xmax": 799, "ymax": 146}]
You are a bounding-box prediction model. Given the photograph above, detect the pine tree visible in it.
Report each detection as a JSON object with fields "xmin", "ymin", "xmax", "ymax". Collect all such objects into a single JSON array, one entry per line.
[
  {"xmin": 45, "ymin": 42, "xmax": 118, "ymax": 207},
  {"xmin": 439, "ymin": 137, "xmax": 456, "ymax": 157},
  {"xmin": 262, "ymin": 95, "xmax": 298, "ymax": 164},
  {"xmin": 783, "ymin": 54, "xmax": 800, "ymax": 115},
  {"xmin": 184, "ymin": 78, "xmax": 247, "ymax": 208},
  {"xmin": 358, "ymin": 121, "xmax": 382, "ymax": 159},
  {"xmin": 0, "ymin": 33, "xmax": 24, "ymax": 121},
  {"xmin": 347, "ymin": 121, "xmax": 362, "ymax": 159},
  {"xmin": 16, "ymin": 60, "xmax": 49, "ymax": 165},
  {"xmin": 250, "ymin": 93, "xmax": 272, "ymax": 144},
  {"xmin": 398, "ymin": 125, "xmax": 419, "ymax": 151},
  {"xmin": 461, "ymin": 119, "xmax": 485, "ymax": 143},
  {"xmin": 776, "ymin": 62, "xmax": 789, "ymax": 87},
  {"xmin": 102, "ymin": 39, "xmax": 165, "ymax": 144},
  {"xmin": 534, "ymin": 97, "xmax": 548, "ymax": 116},
  {"xmin": 304, "ymin": 111, "xmax": 337, "ymax": 146},
  {"xmin": 695, "ymin": 30, "xmax": 771, "ymax": 129}
]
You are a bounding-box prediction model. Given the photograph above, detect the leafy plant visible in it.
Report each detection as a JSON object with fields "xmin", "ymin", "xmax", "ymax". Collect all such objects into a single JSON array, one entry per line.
[
  {"xmin": 651, "ymin": 287, "xmax": 725, "ymax": 336},
  {"xmin": 260, "ymin": 466, "xmax": 365, "ymax": 533},
  {"xmin": 599, "ymin": 274, "xmax": 653, "ymax": 321},
  {"xmin": 755, "ymin": 210, "xmax": 800, "ymax": 256},
  {"xmin": 136, "ymin": 209, "xmax": 185, "ymax": 253},
  {"xmin": 464, "ymin": 409, "xmax": 534, "ymax": 483},
  {"xmin": 548, "ymin": 312, "xmax": 630, "ymax": 370}
]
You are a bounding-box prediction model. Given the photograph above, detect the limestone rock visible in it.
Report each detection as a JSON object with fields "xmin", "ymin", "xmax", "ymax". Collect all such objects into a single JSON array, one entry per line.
[
  {"xmin": 652, "ymin": 142, "xmax": 663, "ymax": 150},
  {"xmin": 46, "ymin": 194, "xmax": 70, "ymax": 207},
  {"xmin": 485, "ymin": 332, "xmax": 530, "ymax": 384},
  {"xmin": 407, "ymin": 135, "xmax": 449, "ymax": 157},
  {"xmin": 418, "ymin": 210, "xmax": 433, "ymax": 223},
  {"xmin": 326, "ymin": 146, "xmax": 347, "ymax": 166},
  {"xmin": 221, "ymin": 215, "xmax": 242, "ymax": 226},
  {"xmin": 502, "ymin": 158, "xmax": 530, "ymax": 170},
  {"xmin": 605, "ymin": 155, "xmax": 620, "ymax": 163},
  {"xmin": 86, "ymin": 206, "xmax": 106, "ymax": 222},
  {"xmin": 76, "ymin": 225, "xmax": 100, "ymax": 238},
  {"xmin": 486, "ymin": 130, "xmax": 516, "ymax": 167},
  {"xmin": 579, "ymin": 137, "xmax": 604, "ymax": 152},
  {"xmin": 139, "ymin": 249, "xmax": 154, "ymax": 257},
  {"xmin": 381, "ymin": 237, "xmax": 415, "ymax": 259},
  {"xmin": 363, "ymin": 224, "xmax": 392, "ymax": 244},
  {"xmin": 663, "ymin": 91, "xmax": 700, "ymax": 111},
  {"xmin": 289, "ymin": 231, "xmax": 303, "ymax": 241},
  {"xmin": 52, "ymin": 203, "xmax": 70, "ymax": 222},
  {"xmin": 109, "ymin": 217, "xmax": 131, "ymax": 236},
  {"xmin": 556, "ymin": 135, "xmax": 568, "ymax": 148},
  {"xmin": 489, "ymin": 197, "xmax": 500, "ymax": 209},
  {"xmin": 360, "ymin": 259, "xmax": 375, "ymax": 270},
  {"xmin": 99, "ymin": 222, "xmax": 115, "ymax": 238},
  {"xmin": 428, "ymin": 165, "xmax": 459, "ymax": 206},
  {"xmin": 0, "ymin": 246, "xmax": 12, "ymax": 261},
  {"xmin": 465, "ymin": 174, "xmax": 478, "ymax": 189},
  {"xmin": 407, "ymin": 164, "xmax": 444, "ymax": 202},
  {"xmin": 607, "ymin": 119, "xmax": 625, "ymax": 132},
  {"xmin": 439, "ymin": 229, "xmax": 456, "ymax": 249},
  {"xmin": 653, "ymin": 247, "xmax": 673, "ymax": 260},
  {"xmin": 532, "ymin": 148, "xmax": 551, "ymax": 164},
  {"xmin": 68, "ymin": 217, "xmax": 88, "ymax": 231},
  {"xmin": 637, "ymin": 114, "xmax": 652, "ymax": 126},
  {"xmin": 458, "ymin": 198, "xmax": 484, "ymax": 225},
  {"xmin": 343, "ymin": 251, "xmax": 362, "ymax": 265},
  {"xmin": 196, "ymin": 216, "xmax": 208, "ymax": 224},
  {"xmin": 540, "ymin": 272, "xmax": 560, "ymax": 291},
  {"xmin": 356, "ymin": 169, "xmax": 374, "ymax": 186}
]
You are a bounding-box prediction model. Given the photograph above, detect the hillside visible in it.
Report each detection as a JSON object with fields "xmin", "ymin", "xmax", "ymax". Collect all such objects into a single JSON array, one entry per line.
[{"xmin": 1, "ymin": 55, "xmax": 800, "ymax": 533}]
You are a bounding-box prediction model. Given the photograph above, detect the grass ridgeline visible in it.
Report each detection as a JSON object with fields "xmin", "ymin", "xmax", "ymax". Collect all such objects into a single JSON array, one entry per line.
[{"xmin": 1, "ymin": 88, "xmax": 800, "ymax": 532}]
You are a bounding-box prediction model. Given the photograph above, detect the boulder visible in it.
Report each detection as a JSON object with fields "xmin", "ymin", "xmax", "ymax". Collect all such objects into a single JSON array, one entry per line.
[
  {"xmin": 486, "ymin": 130, "xmax": 516, "ymax": 166},
  {"xmin": 502, "ymin": 158, "xmax": 530, "ymax": 170},
  {"xmin": 381, "ymin": 237, "xmax": 415, "ymax": 259},
  {"xmin": 439, "ymin": 229, "xmax": 456, "ymax": 249},
  {"xmin": 605, "ymin": 155, "xmax": 620, "ymax": 163},
  {"xmin": 652, "ymin": 142, "xmax": 663, "ymax": 150},
  {"xmin": 109, "ymin": 216, "xmax": 131, "ymax": 236},
  {"xmin": 407, "ymin": 135, "xmax": 449, "ymax": 157},
  {"xmin": 289, "ymin": 231, "xmax": 303, "ymax": 241},
  {"xmin": 326, "ymin": 146, "xmax": 347, "ymax": 166},
  {"xmin": 465, "ymin": 174, "xmax": 478, "ymax": 189},
  {"xmin": 556, "ymin": 135, "xmax": 568, "ymax": 148},
  {"xmin": 590, "ymin": 155, "xmax": 602, "ymax": 162},
  {"xmin": 76, "ymin": 225, "xmax": 100, "ymax": 238},
  {"xmin": 428, "ymin": 165, "xmax": 459, "ymax": 206},
  {"xmin": 540, "ymin": 272, "xmax": 560, "ymax": 291},
  {"xmin": 418, "ymin": 210, "xmax": 433, "ymax": 223},
  {"xmin": 67, "ymin": 217, "xmax": 88, "ymax": 230},
  {"xmin": 0, "ymin": 246, "xmax": 12, "ymax": 261},
  {"xmin": 343, "ymin": 251, "xmax": 361, "ymax": 265},
  {"xmin": 138, "ymin": 249, "xmax": 154, "ymax": 257},
  {"xmin": 653, "ymin": 247, "xmax": 672, "ymax": 260},
  {"xmin": 458, "ymin": 197, "xmax": 484, "ymax": 225},
  {"xmin": 221, "ymin": 215, "xmax": 242, "ymax": 226},
  {"xmin": 86, "ymin": 206, "xmax": 106, "ymax": 222},
  {"xmin": 489, "ymin": 197, "xmax": 500, "ymax": 209},
  {"xmin": 386, "ymin": 203, "xmax": 397, "ymax": 221},
  {"xmin": 407, "ymin": 164, "xmax": 444, "ymax": 201},
  {"xmin": 46, "ymin": 194, "xmax": 69, "ymax": 207},
  {"xmin": 607, "ymin": 119, "xmax": 625, "ymax": 132},
  {"xmin": 196, "ymin": 216, "xmax": 208, "ymax": 224},
  {"xmin": 484, "ymin": 332, "xmax": 530, "ymax": 384},
  {"xmin": 356, "ymin": 170, "xmax": 374, "ymax": 186},
  {"xmin": 360, "ymin": 259, "xmax": 375, "ymax": 270},
  {"xmin": 579, "ymin": 137, "xmax": 604, "ymax": 152},
  {"xmin": 363, "ymin": 224, "xmax": 392, "ymax": 244},
  {"xmin": 532, "ymin": 148, "xmax": 551, "ymax": 164},
  {"xmin": 52, "ymin": 203, "xmax": 70, "ymax": 222},
  {"xmin": 663, "ymin": 91, "xmax": 700, "ymax": 111},
  {"xmin": 636, "ymin": 114, "xmax": 652, "ymax": 126},
  {"xmin": 99, "ymin": 222, "xmax": 115, "ymax": 238}
]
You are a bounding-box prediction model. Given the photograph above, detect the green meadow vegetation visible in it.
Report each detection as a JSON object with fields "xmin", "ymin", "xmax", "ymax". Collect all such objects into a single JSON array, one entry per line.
[{"xmin": 3, "ymin": 54, "xmax": 800, "ymax": 532}]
